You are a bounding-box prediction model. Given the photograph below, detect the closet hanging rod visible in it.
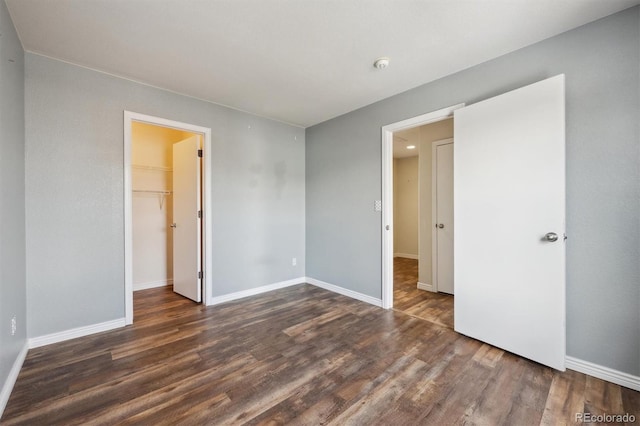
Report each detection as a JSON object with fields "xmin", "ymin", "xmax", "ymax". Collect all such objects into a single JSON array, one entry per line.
[
  {"xmin": 132, "ymin": 189, "xmax": 172, "ymax": 195},
  {"xmin": 132, "ymin": 164, "xmax": 173, "ymax": 172}
]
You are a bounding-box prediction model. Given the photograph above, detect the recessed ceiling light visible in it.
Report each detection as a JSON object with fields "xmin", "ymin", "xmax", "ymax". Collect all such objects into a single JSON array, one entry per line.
[
  {"xmin": 407, "ymin": 145, "xmax": 416, "ymax": 150},
  {"xmin": 373, "ymin": 57, "xmax": 390, "ymax": 70}
]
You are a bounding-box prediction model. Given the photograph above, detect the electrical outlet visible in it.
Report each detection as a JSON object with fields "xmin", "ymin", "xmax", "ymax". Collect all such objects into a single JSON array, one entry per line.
[
  {"xmin": 374, "ymin": 200, "xmax": 382, "ymax": 212},
  {"xmin": 292, "ymin": 258, "xmax": 297, "ymax": 266},
  {"xmin": 11, "ymin": 316, "xmax": 16, "ymax": 336}
]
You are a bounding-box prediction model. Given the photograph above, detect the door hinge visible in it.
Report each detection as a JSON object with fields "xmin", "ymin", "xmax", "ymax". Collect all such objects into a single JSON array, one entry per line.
[
  {"xmin": 198, "ymin": 210, "xmax": 202, "ymax": 219},
  {"xmin": 198, "ymin": 271, "xmax": 203, "ymax": 279},
  {"xmin": 197, "ymin": 149, "xmax": 203, "ymax": 158}
]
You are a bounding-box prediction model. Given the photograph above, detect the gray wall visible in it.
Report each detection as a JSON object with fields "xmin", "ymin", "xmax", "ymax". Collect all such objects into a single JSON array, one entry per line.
[
  {"xmin": 0, "ymin": 0, "xmax": 27, "ymax": 401},
  {"xmin": 25, "ymin": 54, "xmax": 305, "ymax": 337},
  {"xmin": 306, "ymin": 7, "xmax": 640, "ymax": 376}
]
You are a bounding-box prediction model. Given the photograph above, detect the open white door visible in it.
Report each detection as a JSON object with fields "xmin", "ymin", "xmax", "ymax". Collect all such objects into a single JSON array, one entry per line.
[
  {"xmin": 172, "ymin": 135, "xmax": 202, "ymax": 302},
  {"xmin": 454, "ymin": 75, "xmax": 565, "ymax": 370}
]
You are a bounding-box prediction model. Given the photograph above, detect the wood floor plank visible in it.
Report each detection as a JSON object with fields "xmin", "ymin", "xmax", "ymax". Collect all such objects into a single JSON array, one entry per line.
[
  {"xmin": 502, "ymin": 360, "xmax": 554, "ymax": 425},
  {"xmin": 540, "ymin": 370, "xmax": 587, "ymax": 426},
  {"xmin": 465, "ymin": 354, "xmax": 529, "ymax": 425},
  {"xmin": 584, "ymin": 375, "xmax": 625, "ymax": 415},
  {"xmin": 472, "ymin": 343, "xmax": 505, "ymax": 368},
  {"xmin": 327, "ymin": 356, "xmax": 429, "ymax": 425},
  {"xmin": 1, "ymin": 284, "xmax": 637, "ymax": 425},
  {"xmin": 417, "ymin": 355, "xmax": 496, "ymax": 424}
]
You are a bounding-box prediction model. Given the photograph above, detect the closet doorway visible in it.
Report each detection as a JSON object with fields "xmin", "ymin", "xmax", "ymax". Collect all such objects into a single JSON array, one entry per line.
[{"xmin": 124, "ymin": 112, "xmax": 213, "ymax": 324}]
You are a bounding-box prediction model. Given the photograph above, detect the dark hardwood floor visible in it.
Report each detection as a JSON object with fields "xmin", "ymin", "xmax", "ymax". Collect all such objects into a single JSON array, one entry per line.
[
  {"xmin": 393, "ymin": 257, "xmax": 453, "ymax": 328},
  {"xmin": 2, "ymin": 284, "xmax": 638, "ymax": 425}
]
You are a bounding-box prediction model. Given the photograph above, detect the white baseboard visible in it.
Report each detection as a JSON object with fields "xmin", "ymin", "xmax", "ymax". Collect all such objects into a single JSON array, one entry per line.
[
  {"xmin": 305, "ymin": 277, "xmax": 383, "ymax": 308},
  {"xmin": 566, "ymin": 356, "xmax": 640, "ymax": 391},
  {"xmin": 394, "ymin": 253, "xmax": 419, "ymax": 260},
  {"xmin": 29, "ymin": 318, "xmax": 126, "ymax": 349},
  {"xmin": 207, "ymin": 277, "xmax": 306, "ymax": 306},
  {"xmin": 134, "ymin": 279, "xmax": 173, "ymax": 291},
  {"xmin": 207, "ymin": 276, "xmax": 383, "ymax": 309},
  {"xmin": 0, "ymin": 342, "xmax": 28, "ymax": 419},
  {"xmin": 417, "ymin": 281, "xmax": 435, "ymax": 292}
]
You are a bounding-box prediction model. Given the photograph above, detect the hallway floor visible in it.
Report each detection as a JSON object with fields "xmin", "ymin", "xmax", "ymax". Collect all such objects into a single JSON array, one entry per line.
[{"xmin": 393, "ymin": 257, "xmax": 454, "ymax": 329}]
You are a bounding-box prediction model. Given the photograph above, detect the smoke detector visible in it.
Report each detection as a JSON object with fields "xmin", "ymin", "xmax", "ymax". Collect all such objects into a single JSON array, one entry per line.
[{"xmin": 373, "ymin": 57, "xmax": 390, "ymax": 70}]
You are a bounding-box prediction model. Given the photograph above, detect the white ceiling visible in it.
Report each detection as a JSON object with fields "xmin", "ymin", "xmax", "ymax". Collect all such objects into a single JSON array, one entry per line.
[{"xmin": 6, "ymin": 0, "xmax": 638, "ymax": 128}]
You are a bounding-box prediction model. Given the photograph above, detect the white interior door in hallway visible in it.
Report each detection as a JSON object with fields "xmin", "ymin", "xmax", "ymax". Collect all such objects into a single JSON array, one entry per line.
[
  {"xmin": 432, "ymin": 139, "xmax": 454, "ymax": 295},
  {"xmin": 454, "ymin": 75, "xmax": 566, "ymax": 370}
]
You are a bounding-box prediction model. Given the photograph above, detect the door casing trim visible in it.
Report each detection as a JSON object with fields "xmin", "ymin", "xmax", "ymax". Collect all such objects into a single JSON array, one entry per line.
[
  {"xmin": 380, "ymin": 104, "xmax": 464, "ymax": 309},
  {"xmin": 124, "ymin": 111, "xmax": 213, "ymax": 324}
]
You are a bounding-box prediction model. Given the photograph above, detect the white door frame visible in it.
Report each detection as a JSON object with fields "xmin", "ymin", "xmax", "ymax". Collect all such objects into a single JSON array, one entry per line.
[
  {"xmin": 124, "ymin": 111, "xmax": 213, "ymax": 324},
  {"xmin": 431, "ymin": 138, "xmax": 454, "ymax": 293},
  {"xmin": 381, "ymin": 104, "xmax": 464, "ymax": 309}
]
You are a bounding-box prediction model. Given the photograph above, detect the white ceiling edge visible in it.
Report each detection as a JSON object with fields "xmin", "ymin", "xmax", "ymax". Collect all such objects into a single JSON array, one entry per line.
[
  {"xmin": 6, "ymin": 0, "xmax": 639, "ymax": 128},
  {"xmin": 21, "ymin": 50, "xmax": 306, "ymax": 129}
]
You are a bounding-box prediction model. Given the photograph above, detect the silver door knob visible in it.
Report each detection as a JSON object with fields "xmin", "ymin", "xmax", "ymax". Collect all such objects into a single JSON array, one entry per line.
[
  {"xmin": 170, "ymin": 223, "xmax": 177, "ymax": 228},
  {"xmin": 544, "ymin": 232, "xmax": 558, "ymax": 242},
  {"xmin": 437, "ymin": 223, "xmax": 444, "ymax": 229}
]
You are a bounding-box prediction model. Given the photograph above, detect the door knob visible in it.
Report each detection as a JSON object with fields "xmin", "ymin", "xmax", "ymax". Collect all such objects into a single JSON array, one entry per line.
[
  {"xmin": 437, "ymin": 223, "xmax": 444, "ymax": 229},
  {"xmin": 544, "ymin": 232, "xmax": 558, "ymax": 242},
  {"xmin": 170, "ymin": 223, "xmax": 177, "ymax": 228}
]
